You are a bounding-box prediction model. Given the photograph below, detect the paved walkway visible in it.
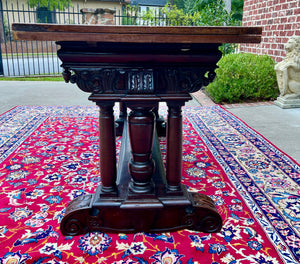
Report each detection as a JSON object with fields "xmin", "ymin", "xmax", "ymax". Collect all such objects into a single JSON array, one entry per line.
[
  {"xmin": 0, "ymin": 81, "xmax": 300, "ymax": 163},
  {"xmin": 192, "ymin": 90, "xmax": 300, "ymax": 163}
]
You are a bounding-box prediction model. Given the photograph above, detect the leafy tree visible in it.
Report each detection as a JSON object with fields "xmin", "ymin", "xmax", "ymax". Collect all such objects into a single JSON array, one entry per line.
[
  {"xmin": 193, "ymin": 0, "xmax": 215, "ymax": 10},
  {"xmin": 182, "ymin": 0, "xmax": 194, "ymax": 13},
  {"xmin": 141, "ymin": 1, "xmax": 238, "ymax": 26},
  {"xmin": 191, "ymin": 0, "xmax": 234, "ymax": 26},
  {"xmin": 231, "ymin": 0, "xmax": 244, "ymax": 22},
  {"xmin": 27, "ymin": 0, "xmax": 71, "ymax": 10},
  {"xmin": 190, "ymin": 0, "xmax": 244, "ymax": 24},
  {"xmin": 173, "ymin": 0, "xmax": 185, "ymax": 10}
]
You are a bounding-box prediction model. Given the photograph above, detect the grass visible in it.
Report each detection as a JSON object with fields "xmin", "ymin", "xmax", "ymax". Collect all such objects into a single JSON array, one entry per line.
[
  {"xmin": 2, "ymin": 53, "xmax": 57, "ymax": 59},
  {"xmin": 0, "ymin": 76, "xmax": 64, "ymax": 81}
]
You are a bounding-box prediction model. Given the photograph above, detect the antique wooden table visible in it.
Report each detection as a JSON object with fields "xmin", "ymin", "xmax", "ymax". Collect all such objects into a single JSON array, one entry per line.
[{"xmin": 13, "ymin": 24, "xmax": 261, "ymax": 236}]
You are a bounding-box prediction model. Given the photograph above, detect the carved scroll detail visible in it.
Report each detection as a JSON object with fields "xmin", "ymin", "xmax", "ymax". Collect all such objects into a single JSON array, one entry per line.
[
  {"xmin": 157, "ymin": 67, "xmax": 217, "ymax": 94},
  {"xmin": 62, "ymin": 66, "xmax": 217, "ymax": 95},
  {"xmin": 62, "ymin": 68, "xmax": 119, "ymax": 93}
]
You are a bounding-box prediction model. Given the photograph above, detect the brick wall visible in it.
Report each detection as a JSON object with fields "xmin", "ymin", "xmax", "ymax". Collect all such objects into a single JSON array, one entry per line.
[{"xmin": 240, "ymin": 0, "xmax": 300, "ymax": 62}]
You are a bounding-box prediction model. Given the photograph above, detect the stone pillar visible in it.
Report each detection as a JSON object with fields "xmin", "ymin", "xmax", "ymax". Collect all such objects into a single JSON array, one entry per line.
[
  {"xmin": 81, "ymin": 8, "xmax": 116, "ymax": 25},
  {"xmin": 274, "ymin": 35, "xmax": 300, "ymax": 109}
]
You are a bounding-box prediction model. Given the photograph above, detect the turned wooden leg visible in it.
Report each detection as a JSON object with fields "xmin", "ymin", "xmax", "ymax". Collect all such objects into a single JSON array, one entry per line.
[
  {"xmin": 97, "ymin": 102, "xmax": 117, "ymax": 195},
  {"xmin": 128, "ymin": 107, "xmax": 155, "ymax": 194},
  {"xmin": 166, "ymin": 102, "xmax": 184, "ymax": 192}
]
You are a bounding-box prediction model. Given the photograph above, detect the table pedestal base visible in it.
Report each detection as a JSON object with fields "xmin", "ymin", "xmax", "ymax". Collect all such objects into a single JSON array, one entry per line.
[
  {"xmin": 60, "ymin": 189, "xmax": 222, "ymax": 236},
  {"xmin": 60, "ymin": 122, "xmax": 222, "ymax": 236}
]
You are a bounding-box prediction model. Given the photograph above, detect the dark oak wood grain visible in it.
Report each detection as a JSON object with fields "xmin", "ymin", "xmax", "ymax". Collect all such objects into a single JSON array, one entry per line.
[{"xmin": 12, "ymin": 23, "xmax": 262, "ymax": 43}]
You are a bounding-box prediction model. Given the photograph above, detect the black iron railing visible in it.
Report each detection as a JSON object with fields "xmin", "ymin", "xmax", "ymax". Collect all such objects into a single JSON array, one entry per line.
[
  {"xmin": 0, "ymin": 0, "xmax": 173, "ymax": 77},
  {"xmin": 0, "ymin": 0, "xmax": 81, "ymax": 77}
]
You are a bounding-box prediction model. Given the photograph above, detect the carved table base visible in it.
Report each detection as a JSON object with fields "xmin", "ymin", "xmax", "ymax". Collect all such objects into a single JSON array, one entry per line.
[
  {"xmin": 60, "ymin": 190, "xmax": 222, "ymax": 236},
  {"xmin": 55, "ymin": 41, "xmax": 225, "ymax": 236},
  {"xmin": 60, "ymin": 115, "xmax": 222, "ymax": 236}
]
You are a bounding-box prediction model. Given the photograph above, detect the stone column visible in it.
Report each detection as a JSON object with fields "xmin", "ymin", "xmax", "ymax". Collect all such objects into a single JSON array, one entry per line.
[{"xmin": 81, "ymin": 8, "xmax": 116, "ymax": 25}]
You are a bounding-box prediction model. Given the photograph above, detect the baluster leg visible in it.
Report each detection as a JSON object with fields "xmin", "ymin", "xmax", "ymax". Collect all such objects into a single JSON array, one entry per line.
[
  {"xmin": 166, "ymin": 102, "xmax": 184, "ymax": 193},
  {"xmin": 128, "ymin": 106, "xmax": 155, "ymax": 194},
  {"xmin": 97, "ymin": 102, "xmax": 117, "ymax": 196}
]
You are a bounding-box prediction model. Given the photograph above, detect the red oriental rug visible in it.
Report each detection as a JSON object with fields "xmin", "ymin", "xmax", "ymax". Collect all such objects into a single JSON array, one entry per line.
[{"xmin": 0, "ymin": 105, "xmax": 299, "ymax": 264}]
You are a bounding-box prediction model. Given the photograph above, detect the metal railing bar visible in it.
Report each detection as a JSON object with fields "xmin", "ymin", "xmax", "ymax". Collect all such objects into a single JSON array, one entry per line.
[
  {"xmin": 40, "ymin": 41, "xmax": 45, "ymax": 75},
  {"xmin": 36, "ymin": 41, "xmax": 41, "ymax": 75},
  {"xmin": 1, "ymin": 0, "xmax": 183, "ymax": 77},
  {"xmin": 6, "ymin": 1, "xmax": 16, "ymax": 75},
  {"xmin": 16, "ymin": 1, "xmax": 26, "ymax": 76},
  {"xmin": 23, "ymin": 3, "xmax": 31, "ymax": 75}
]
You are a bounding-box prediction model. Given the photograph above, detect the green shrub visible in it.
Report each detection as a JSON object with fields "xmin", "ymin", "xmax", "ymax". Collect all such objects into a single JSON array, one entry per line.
[{"xmin": 206, "ymin": 53, "xmax": 279, "ymax": 103}]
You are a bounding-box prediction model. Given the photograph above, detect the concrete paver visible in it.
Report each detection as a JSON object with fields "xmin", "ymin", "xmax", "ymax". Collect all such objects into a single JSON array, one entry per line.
[
  {"xmin": 229, "ymin": 105, "xmax": 300, "ymax": 163},
  {"xmin": 0, "ymin": 81, "xmax": 93, "ymax": 114}
]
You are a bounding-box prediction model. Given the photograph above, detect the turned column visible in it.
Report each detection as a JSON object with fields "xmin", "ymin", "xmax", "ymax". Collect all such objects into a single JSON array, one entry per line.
[
  {"xmin": 166, "ymin": 102, "xmax": 184, "ymax": 192},
  {"xmin": 97, "ymin": 102, "xmax": 117, "ymax": 195},
  {"xmin": 128, "ymin": 107, "xmax": 156, "ymax": 194}
]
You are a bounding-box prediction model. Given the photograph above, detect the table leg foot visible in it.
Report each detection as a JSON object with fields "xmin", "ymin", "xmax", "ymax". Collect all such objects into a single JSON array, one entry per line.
[
  {"xmin": 60, "ymin": 194, "xmax": 94, "ymax": 236},
  {"xmin": 185, "ymin": 192, "xmax": 223, "ymax": 233},
  {"xmin": 60, "ymin": 190, "xmax": 222, "ymax": 236}
]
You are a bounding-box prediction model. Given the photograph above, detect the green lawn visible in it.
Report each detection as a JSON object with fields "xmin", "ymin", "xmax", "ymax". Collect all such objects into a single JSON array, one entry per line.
[{"xmin": 0, "ymin": 76, "xmax": 64, "ymax": 81}]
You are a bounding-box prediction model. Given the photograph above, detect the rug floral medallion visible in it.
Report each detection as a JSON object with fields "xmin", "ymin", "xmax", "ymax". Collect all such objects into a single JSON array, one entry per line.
[{"xmin": 0, "ymin": 105, "xmax": 299, "ymax": 264}]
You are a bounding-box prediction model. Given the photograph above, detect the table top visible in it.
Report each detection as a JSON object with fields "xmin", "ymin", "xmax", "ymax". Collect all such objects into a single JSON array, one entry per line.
[{"xmin": 12, "ymin": 23, "xmax": 262, "ymax": 44}]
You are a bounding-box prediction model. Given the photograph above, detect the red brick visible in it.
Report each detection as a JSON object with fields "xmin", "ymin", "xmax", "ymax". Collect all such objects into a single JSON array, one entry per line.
[
  {"xmin": 271, "ymin": 44, "xmax": 277, "ymax": 49},
  {"xmin": 284, "ymin": 24, "xmax": 292, "ymax": 30},
  {"xmin": 261, "ymin": 19, "xmax": 268, "ymax": 25},
  {"xmin": 288, "ymin": 16, "xmax": 297, "ymax": 23},
  {"xmin": 282, "ymin": 3, "xmax": 289, "ymax": 9},
  {"xmin": 289, "ymin": 1, "xmax": 297, "ymax": 8},
  {"xmin": 277, "ymin": 24, "xmax": 284, "ymax": 30},
  {"xmin": 274, "ymin": 50, "xmax": 280, "ymax": 56},
  {"xmin": 242, "ymin": 0, "xmax": 299, "ymax": 60},
  {"xmin": 282, "ymin": 31, "xmax": 289, "ymax": 36},
  {"xmin": 282, "ymin": 37, "xmax": 289, "ymax": 43}
]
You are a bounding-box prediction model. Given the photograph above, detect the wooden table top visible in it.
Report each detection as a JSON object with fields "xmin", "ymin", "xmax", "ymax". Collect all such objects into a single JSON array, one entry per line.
[{"xmin": 12, "ymin": 23, "xmax": 262, "ymax": 44}]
